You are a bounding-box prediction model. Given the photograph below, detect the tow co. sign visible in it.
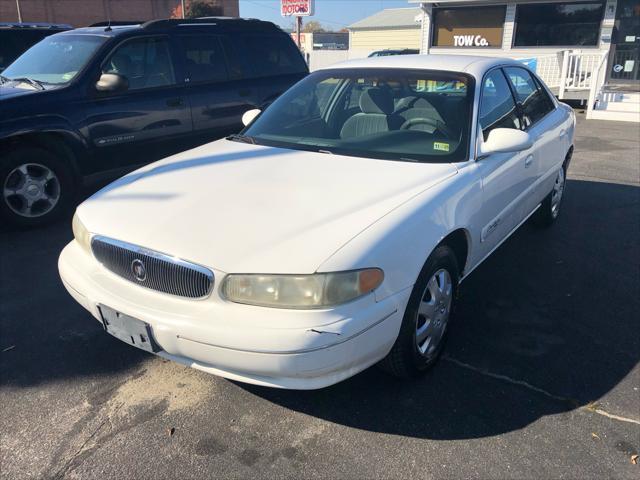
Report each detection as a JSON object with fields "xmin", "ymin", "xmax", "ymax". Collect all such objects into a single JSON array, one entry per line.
[{"xmin": 281, "ymin": 0, "xmax": 315, "ymax": 16}]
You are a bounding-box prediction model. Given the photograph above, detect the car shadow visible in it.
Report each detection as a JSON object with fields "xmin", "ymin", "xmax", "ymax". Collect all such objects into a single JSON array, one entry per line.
[{"xmin": 236, "ymin": 178, "xmax": 639, "ymax": 440}]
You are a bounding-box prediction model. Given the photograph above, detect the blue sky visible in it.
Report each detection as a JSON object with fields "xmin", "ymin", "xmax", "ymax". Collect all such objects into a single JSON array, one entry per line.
[{"xmin": 239, "ymin": 0, "xmax": 411, "ymax": 30}]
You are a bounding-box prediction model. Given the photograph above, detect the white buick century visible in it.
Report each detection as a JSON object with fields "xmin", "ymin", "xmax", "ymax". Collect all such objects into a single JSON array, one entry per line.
[{"xmin": 59, "ymin": 55, "xmax": 575, "ymax": 389}]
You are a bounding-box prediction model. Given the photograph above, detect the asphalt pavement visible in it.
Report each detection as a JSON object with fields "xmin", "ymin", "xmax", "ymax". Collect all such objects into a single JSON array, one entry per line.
[{"xmin": 1, "ymin": 111, "xmax": 639, "ymax": 479}]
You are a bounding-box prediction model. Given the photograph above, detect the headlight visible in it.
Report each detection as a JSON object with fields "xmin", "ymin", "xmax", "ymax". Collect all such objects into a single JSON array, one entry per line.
[
  {"xmin": 72, "ymin": 212, "xmax": 91, "ymax": 253},
  {"xmin": 222, "ymin": 269, "xmax": 384, "ymax": 309}
]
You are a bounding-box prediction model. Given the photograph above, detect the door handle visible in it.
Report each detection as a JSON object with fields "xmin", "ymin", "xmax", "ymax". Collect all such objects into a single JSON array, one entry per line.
[
  {"xmin": 525, "ymin": 155, "xmax": 534, "ymax": 168},
  {"xmin": 166, "ymin": 97, "xmax": 184, "ymax": 107},
  {"xmin": 238, "ymin": 89, "xmax": 252, "ymax": 97},
  {"xmin": 559, "ymin": 129, "xmax": 567, "ymax": 138}
]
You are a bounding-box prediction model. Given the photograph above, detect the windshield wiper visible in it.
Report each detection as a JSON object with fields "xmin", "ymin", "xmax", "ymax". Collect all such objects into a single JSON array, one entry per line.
[
  {"xmin": 9, "ymin": 77, "xmax": 45, "ymax": 90},
  {"xmin": 226, "ymin": 134, "xmax": 256, "ymax": 145}
]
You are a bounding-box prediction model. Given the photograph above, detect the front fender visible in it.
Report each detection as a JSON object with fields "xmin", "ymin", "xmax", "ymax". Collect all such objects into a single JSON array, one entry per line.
[{"xmin": 318, "ymin": 170, "xmax": 482, "ymax": 301}]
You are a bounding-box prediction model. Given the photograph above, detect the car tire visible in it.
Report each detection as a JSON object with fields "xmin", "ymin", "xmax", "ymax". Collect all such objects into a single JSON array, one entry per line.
[
  {"xmin": 379, "ymin": 245, "xmax": 459, "ymax": 379},
  {"xmin": 532, "ymin": 162, "xmax": 567, "ymax": 228},
  {"xmin": 0, "ymin": 147, "xmax": 75, "ymax": 228}
]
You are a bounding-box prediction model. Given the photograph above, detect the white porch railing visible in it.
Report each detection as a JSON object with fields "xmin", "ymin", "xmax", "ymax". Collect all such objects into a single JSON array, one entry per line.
[
  {"xmin": 586, "ymin": 53, "xmax": 609, "ymax": 119},
  {"xmin": 558, "ymin": 51, "xmax": 608, "ymax": 98}
]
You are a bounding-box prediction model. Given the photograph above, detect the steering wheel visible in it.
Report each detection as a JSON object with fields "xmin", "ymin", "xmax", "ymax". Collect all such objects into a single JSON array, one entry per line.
[{"xmin": 400, "ymin": 117, "xmax": 455, "ymax": 139}]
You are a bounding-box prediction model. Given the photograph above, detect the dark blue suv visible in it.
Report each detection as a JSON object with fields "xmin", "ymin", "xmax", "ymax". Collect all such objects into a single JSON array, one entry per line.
[{"xmin": 0, "ymin": 18, "xmax": 308, "ymax": 226}]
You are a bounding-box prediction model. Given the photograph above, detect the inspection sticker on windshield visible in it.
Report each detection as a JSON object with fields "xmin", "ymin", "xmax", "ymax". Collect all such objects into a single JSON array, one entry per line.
[{"xmin": 434, "ymin": 142, "xmax": 450, "ymax": 152}]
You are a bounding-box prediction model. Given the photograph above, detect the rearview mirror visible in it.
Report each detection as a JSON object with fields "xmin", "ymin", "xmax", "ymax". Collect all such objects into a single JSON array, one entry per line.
[
  {"xmin": 242, "ymin": 108, "xmax": 261, "ymax": 127},
  {"xmin": 479, "ymin": 128, "xmax": 533, "ymax": 157},
  {"xmin": 96, "ymin": 73, "xmax": 128, "ymax": 93}
]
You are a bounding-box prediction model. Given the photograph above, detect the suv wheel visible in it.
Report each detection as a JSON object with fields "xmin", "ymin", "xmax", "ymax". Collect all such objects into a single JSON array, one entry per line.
[
  {"xmin": 1, "ymin": 147, "xmax": 74, "ymax": 227},
  {"xmin": 379, "ymin": 245, "xmax": 459, "ymax": 378}
]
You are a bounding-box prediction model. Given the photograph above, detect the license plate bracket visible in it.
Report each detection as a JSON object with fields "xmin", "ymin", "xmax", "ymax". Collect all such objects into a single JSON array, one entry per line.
[{"xmin": 98, "ymin": 305, "xmax": 161, "ymax": 353}]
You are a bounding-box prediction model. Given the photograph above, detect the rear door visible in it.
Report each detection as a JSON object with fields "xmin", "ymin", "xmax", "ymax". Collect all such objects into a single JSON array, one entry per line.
[
  {"xmin": 177, "ymin": 34, "xmax": 260, "ymax": 146},
  {"xmin": 235, "ymin": 33, "xmax": 308, "ymax": 107},
  {"xmin": 503, "ymin": 66, "xmax": 565, "ymax": 212},
  {"xmin": 82, "ymin": 35, "xmax": 192, "ymax": 172},
  {"xmin": 474, "ymin": 68, "xmax": 534, "ymax": 257}
]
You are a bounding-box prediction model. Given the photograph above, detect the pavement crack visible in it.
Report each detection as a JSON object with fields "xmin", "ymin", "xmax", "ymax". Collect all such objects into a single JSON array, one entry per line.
[
  {"xmin": 52, "ymin": 402, "xmax": 124, "ymax": 480},
  {"xmin": 443, "ymin": 355, "xmax": 640, "ymax": 426}
]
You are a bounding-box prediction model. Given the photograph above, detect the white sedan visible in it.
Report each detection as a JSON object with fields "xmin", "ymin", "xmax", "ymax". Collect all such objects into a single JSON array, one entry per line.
[{"xmin": 59, "ymin": 55, "xmax": 575, "ymax": 389}]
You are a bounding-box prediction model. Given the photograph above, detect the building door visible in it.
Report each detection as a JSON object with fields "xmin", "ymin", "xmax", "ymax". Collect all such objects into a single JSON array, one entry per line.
[{"xmin": 607, "ymin": 0, "xmax": 640, "ymax": 86}]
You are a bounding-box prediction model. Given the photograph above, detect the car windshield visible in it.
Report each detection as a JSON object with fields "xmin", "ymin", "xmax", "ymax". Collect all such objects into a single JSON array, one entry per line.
[
  {"xmin": 3, "ymin": 34, "xmax": 106, "ymax": 85},
  {"xmin": 241, "ymin": 68, "xmax": 474, "ymax": 163}
]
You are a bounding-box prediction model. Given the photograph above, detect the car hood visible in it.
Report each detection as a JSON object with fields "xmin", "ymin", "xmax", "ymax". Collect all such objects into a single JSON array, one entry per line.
[
  {"xmin": 78, "ymin": 139, "xmax": 457, "ymax": 274},
  {"xmin": 0, "ymin": 84, "xmax": 41, "ymax": 99}
]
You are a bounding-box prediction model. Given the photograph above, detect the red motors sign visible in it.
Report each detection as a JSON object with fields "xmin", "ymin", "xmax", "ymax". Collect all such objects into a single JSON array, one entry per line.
[{"xmin": 281, "ymin": 0, "xmax": 314, "ymax": 17}]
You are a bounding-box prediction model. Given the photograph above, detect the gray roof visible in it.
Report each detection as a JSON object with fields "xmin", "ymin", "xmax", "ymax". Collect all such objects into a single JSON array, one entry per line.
[{"xmin": 348, "ymin": 7, "xmax": 422, "ymax": 30}]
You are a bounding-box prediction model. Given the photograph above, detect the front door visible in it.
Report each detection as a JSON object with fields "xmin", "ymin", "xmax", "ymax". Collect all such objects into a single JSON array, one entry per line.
[
  {"xmin": 474, "ymin": 68, "xmax": 534, "ymax": 259},
  {"xmin": 82, "ymin": 35, "xmax": 193, "ymax": 174},
  {"xmin": 607, "ymin": 0, "xmax": 640, "ymax": 86}
]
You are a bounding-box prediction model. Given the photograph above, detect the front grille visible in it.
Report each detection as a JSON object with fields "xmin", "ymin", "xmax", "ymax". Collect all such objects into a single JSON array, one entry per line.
[{"xmin": 91, "ymin": 236, "xmax": 214, "ymax": 299}]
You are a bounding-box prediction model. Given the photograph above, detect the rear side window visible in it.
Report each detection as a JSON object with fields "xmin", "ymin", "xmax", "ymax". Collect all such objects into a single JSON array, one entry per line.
[
  {"xmin": 479, "ymin": 69, "xmax": 521, "ymax": 141},
  {"xmin": 179, "ymin": 35, "xmax": 228, "ymax": 83},
  {"xmin": 503, "ymin": 67, "xmax": 555, "ymax": 127},
  {"xmin": 241, "ymin": 34, "xmax": 307, "ymax": 77}
]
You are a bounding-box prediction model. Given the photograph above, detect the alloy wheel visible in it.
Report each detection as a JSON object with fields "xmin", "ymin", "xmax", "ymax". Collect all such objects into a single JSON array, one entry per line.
[{"xmin": 3, "ymin": 163, "xmax": 61, "ymax": 218}]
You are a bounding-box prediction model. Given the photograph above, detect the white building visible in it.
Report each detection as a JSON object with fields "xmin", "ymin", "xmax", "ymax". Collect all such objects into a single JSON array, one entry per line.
[{"xmin": 410, "ymin": 0, "xmax": 639, "ymax": 121}]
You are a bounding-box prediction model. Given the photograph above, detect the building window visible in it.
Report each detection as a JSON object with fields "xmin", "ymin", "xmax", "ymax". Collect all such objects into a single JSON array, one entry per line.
[
  {"xmin": 432, "ymin": 6, "xmax": 506, "ymax": 48},
  {"xmin": 514, "ymin": 2, "xmax": 605, "ymax": 47}
]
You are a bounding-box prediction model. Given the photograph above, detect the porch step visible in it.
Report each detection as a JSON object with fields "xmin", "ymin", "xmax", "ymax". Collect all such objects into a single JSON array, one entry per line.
[
  {"xmin": 588, "ymin": 109, "xmax": 640, "ymax": 122},
  {"xmin": 590, "ymin": 89, "xmax": 640, "ymax": 122}
]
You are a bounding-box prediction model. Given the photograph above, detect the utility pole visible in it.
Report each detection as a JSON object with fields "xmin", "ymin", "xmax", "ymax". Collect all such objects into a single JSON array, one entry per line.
[
  {"xmin": 296, "ymin": 16, "xmax": 302, "ymax": 48},
  {"xmin": 15, "ymin": 0, "xmax": 23, "ymax": 22},
  {"xmin": 181, "ymin": 0, "xmax": 186, "ymax": 19}
]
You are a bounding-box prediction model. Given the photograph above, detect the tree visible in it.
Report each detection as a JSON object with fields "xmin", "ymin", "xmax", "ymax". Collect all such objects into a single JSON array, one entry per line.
[
  {"xmin": 187, "ymin": 1, "xmax": 223, "ymax": 18},
  {"xmin": 302, "ymin": 21, "xmax": 325, "ymax": 33}
]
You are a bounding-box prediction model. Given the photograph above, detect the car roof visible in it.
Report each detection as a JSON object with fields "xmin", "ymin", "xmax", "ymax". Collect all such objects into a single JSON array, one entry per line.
[
  {"xmin": 61, "ymin": 17, "xmax": 282, "ymax": 38},
  {"xmin": 320, "ymin": 54, "xmax": 526, "ymax": 79}
]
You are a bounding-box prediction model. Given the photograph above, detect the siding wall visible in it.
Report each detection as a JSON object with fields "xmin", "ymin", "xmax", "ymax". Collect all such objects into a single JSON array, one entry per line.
[{"xmin": 350, "ymin": 27, "xmax": 422, "ymax": 51}]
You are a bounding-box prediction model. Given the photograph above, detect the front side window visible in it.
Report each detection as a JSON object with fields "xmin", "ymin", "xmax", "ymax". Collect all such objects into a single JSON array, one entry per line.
[
  {"xmin": 432, "ymin": 6, "xmax": 506, "ymax": 48},
  {"xmin": 514, "ymin": 2, "xmax": 605, "ymax": 47},
  {"xmin": 479, "ymin": 69, "xmax": 521, "ymax": 141},
  {"xmin": 180, "ymin": 35, "xmax": 228, "ymax": 83},
  {"xmin": 241, "ymin": 69, "xmax": 474, "ymax": 163},
  {"xmin": 241, "ymin": 34, "xmax": 307, "ymax": 77},
  {"xmin": 504, "ymin": 67, "xmax": 555, "ymax": 127},
  {"xmin": 3, "ymin": 34, "xmax": 105, "ymax": 85},
  {"xmin": 103, "ymin": 37, "xmax": 175, "ymax": 90}
]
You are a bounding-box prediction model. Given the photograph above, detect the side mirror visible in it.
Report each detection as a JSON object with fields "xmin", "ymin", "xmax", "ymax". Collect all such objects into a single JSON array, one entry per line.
[
  {"xmin": 242, "ymin": 108, "xmax": 261, "ymax": 127},
  {"xmin": 479, "ymin": 128, "xmax": 533, "ymax": 157},
  {"xmin": 96, "ymin": 72, "xmax": 128, "ymax": 93}
]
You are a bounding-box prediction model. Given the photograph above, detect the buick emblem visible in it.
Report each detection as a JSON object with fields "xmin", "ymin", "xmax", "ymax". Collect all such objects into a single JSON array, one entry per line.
[{"xmin": 131, "ymin": 259, "xmax": 147, "ymax": 282}]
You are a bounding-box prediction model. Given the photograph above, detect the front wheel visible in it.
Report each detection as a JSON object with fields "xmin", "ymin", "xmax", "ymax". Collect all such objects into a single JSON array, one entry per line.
[
  {"xmin": 0, "ymin": 147, "xmax": 75, "ymax": 228},
  {"xmin": 379, "ymin": 245, "xmax": 459, "ymax": 378}
]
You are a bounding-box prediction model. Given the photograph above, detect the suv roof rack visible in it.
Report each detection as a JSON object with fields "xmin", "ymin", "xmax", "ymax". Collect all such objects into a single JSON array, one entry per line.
[
  {"xmin": 140, "ymin": 17, "xmax": 278, "ymax": 31},
  {"xmin": 89, "ymin": 21, "xmax": 143, "ymax": 27}
]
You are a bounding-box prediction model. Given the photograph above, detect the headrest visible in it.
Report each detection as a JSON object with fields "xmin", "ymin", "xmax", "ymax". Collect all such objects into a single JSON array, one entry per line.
[{"xmin": 359, "ymin": 87, "xmax": 394, "ymax": 115}]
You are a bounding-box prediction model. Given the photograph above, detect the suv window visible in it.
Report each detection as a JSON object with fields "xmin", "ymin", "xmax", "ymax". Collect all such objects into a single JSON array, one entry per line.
[
  {"xmin": 180, "ymin": 35, "xmax": 228, "ymax": 83},
  {"xmin": 241, "ymin": 34, "xmax": 307, "ymax": 77},
  {"xmin": 479, "ymin": 69, "xmax": 521, "ymax": 141},
  {"xmin": 504, "ymin": 67, "xmax": 554, "ymax": 127},
  {"xmin": 103, "ymin": 37, "xmax": 175, "ymax": 90}
]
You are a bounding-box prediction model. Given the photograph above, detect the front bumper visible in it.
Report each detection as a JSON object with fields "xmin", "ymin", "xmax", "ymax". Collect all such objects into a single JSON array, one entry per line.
[{"xmin": 58, "ymin": 240, "xmax": 411, "ymax": 389}]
